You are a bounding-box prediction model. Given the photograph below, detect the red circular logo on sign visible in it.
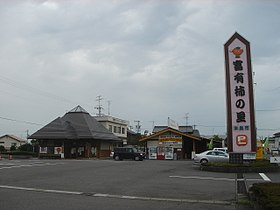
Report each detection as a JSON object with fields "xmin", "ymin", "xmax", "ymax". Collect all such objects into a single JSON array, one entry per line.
[{"xmin": 236, "ymin": 135, "xmax": 248, "ymax": 146}]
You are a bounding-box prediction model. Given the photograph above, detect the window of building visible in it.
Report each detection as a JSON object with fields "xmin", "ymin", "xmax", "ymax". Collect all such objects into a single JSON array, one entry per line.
[
  {"xmin": 117, "ymin": 127, "xmax": 121, "ymax": 133},
  {"xmin": 109, "ymin": 125, "xmax": 112, "ymax": 132},
  {"xmin": 122, "ymin": 127, "xmax": 125, "ymax": 134},
  {"xmin": 113, "ymin": 126, "xmax": 117, "ymax": 133}
]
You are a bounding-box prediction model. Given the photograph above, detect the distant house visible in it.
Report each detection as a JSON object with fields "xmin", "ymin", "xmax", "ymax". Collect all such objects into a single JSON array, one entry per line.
[
  {"xmin": 28, "ymin": 106, "xmax": 121, "ymax": 158},
  {"xmin": 0, "ymin": 134, "xmax": 27, "ymax": 150}
]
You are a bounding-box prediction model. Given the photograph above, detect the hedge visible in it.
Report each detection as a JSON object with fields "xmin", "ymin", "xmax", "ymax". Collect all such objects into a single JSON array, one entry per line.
[{"xmin": 250, "ymin": 183, "xmax": 280, "ymax": 210}]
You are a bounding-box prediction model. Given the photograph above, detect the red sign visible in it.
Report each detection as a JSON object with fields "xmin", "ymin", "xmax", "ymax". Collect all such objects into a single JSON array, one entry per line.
[{"xmin": 236, "ymin": 135, "xmax": 248, "ymax": 146}]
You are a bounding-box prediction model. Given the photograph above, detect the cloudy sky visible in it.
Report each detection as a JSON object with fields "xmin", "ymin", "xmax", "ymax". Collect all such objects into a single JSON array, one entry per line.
[{"xmin": 0, "ymin": 0, "xmax": 280, "ymax": 140}]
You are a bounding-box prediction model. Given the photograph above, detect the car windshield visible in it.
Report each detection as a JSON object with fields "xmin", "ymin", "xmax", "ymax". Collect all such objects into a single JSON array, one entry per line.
[{"xmin": 133, "ymin": 148, "xmax": 138, "ymax": 153}]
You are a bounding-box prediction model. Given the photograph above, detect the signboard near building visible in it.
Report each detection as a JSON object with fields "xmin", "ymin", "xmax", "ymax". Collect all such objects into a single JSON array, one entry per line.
[
  {"xmin": 224, "ymin": 32, "xmax": 256, "ymax": 162},
  {"xmin": 159, "ymin": 135, "xmax": 182, "ymax": 147},
  {"xmin": 167, "ymin": 117, "xmax": 179, "ymax": 130}
]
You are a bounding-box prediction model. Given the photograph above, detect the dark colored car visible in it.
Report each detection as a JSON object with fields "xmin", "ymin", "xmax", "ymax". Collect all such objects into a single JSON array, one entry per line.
[{"xmin": 113, "ymin": 147, "xmax": 144, "ymax": 161}]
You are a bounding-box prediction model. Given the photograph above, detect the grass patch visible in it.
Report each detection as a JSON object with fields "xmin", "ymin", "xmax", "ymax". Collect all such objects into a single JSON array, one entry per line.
[{"xmin": 250, "ymin": 183, "xmax": 280, "ymax": 210}]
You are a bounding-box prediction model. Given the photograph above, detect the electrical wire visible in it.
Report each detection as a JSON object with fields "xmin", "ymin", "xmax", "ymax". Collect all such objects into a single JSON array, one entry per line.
[{"xmin": 0, "ymin": 116, "xmax": 43, "ymax": 126}]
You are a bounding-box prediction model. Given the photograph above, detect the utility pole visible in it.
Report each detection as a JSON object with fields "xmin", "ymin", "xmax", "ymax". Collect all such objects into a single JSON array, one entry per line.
[
  {"xmin": 149, "ymin": 121, "xmax": 155, "ymax": 131},
  {"xmin": 26, "ymin": 130, "xmax": 29, "ymax": 141},
  {"xmin": 134, "ymin": 120, "xmax": 141, "ymax": 134},
  {"xmin": 95, "ymin": 95, "xmax": 103, "ymax": 116}
]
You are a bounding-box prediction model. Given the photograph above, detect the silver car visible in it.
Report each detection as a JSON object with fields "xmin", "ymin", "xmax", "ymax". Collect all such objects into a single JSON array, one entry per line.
[{"xmin": 193, "ymin": 150, "xmax": 229, "ymax": 164}]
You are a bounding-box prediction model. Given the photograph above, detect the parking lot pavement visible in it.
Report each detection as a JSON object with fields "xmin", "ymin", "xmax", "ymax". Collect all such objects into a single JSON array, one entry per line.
[{"xmin": 0, "ymin": 159, "xmax": 275, "ymax": 209}]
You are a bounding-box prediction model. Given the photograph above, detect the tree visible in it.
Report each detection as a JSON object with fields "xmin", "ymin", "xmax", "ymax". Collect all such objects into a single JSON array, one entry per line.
[
  {"xmin": 211, "ymin": 135, "xmax": 224, "ymax": 148},
  {"xmin": 18, "ymin": 143, "xmax": 33, "ymax": 152},
  {"xmin": 10, "ymin": 145, "xmax": 17, "ymax": 151},
  {"xmin": 0, "ymin": 145, "xmax": 6, "ymax": 152}
]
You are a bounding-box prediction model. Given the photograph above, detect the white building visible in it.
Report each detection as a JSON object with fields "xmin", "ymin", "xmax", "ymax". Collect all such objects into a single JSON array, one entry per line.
[
  {"xmin": 272, "ymin": 132, "xmax": 280, "ymax": 154},
  {"xmin": 94, "ymin": 115, "xmax": 129, "ymax": 145},
  {"xmin": 0, "ymin": 134, "xmax": 27, "ymax": 150}
]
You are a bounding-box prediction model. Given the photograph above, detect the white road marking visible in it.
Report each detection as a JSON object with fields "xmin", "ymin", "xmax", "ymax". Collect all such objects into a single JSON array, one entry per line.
[
  {"xmin": 0, "ymin": 162, "xmax": 65, "ymax": 170},
  {"xmin": 0, "ymin": 185, "xmax": 233, "ymax": 205},
  {"xmin": 0, "ymin": 185, "xmax": 82, "ymax": 195},
  {"xmin": 259, "ymin": 173, "xmax": 271, "ymax": 182}
]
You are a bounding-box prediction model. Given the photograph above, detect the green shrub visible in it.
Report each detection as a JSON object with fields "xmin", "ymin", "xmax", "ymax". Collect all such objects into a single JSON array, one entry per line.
[
  {"xmin": 250, "ymin": 183, "xmax": 280, "ymax": 210},
  {"xmin": 1, "ymin": 150, "xmax": 36, "ymax": 156},
  {"xmin": 18, "ymin": 143, "xmax": 33, "ymax": 152},
  {"xmin": 207, "ymin": 159, "xmax": 274, "ymax": 167},
  {"xmin": 201, "ymin": 160, "xmax": 279, "ymax": 173},
  {"xmin": 10, "ymin": 145, "xmax": 17, "ymax": 151},
  {"xmin": 0, "ymin": 145, "xmax": 6, "ymax": 152}
]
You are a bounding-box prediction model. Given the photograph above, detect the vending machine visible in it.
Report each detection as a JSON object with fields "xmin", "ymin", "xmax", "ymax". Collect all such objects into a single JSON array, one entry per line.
[
  {"xmin": 165, "ymin": 147, "xmax": 174, "ymax": 160},
  {"xmin": 149, "ymin": 147, "xmax": 157, "ymax": 159}
]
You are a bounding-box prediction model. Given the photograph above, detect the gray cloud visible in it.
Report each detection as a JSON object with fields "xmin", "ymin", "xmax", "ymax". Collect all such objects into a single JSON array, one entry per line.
[{"xmin": 0, "ymin": 0, "xmax": 279, "ymax": 138}]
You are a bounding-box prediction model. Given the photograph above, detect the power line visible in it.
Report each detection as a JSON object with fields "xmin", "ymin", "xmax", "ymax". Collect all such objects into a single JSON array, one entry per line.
[
  {"xmin": 0, "ymin": 116, "xmax": 43, "ymax": 126},
  {"xmin": 256, "ymin": 108, "xmax": 280, "ymax": 112},
  {"xmin": 0, "ymin": 75, "xmax": 92, "ymax": 108}
]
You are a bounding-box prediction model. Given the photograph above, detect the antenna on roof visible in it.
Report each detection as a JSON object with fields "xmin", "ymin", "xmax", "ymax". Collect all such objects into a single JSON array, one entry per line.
[
  {"xmin": 95, "ymin": 95, "xmax": 103, "ymax": 116},
  {"xmin": 184, "ymin": 113, "xmax": 189, "ymax": 126},
  {"xmin": 134, "ymin": 120, "xmax": 141, "ymax": 134},
  {"xmin": 107, "ymin": 100, "xmax": 111, "ymax": 116}
]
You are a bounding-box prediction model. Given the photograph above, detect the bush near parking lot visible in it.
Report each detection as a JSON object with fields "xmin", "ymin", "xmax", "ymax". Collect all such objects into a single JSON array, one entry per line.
[
  {"xmin": 249, "ymin": 183, "xmax": 280, "ymax": 210},
  {"xmin": 200, "ymin": 160, "xmax": 280, "ymax": 173},
  {"xmin": 1, "ymin": 150, "xmax": 36, "ymax": 158}
]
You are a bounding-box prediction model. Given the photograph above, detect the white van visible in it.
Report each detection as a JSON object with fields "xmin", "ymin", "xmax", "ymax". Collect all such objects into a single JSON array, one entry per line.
[{"xmin": 213, "ymin": 147, "xmax": 228, "ymax": 153}]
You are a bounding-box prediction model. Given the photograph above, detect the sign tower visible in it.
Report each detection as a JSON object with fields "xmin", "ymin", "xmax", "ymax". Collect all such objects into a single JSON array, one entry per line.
[{"xmin": 224, "ymin": 32, "xmax": 256, "ymax": 163}]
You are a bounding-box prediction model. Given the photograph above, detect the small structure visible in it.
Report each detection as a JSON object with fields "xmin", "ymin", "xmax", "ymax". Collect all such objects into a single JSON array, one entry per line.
[
  {"xmin": 28, "ymin": 106, "xmax": 121, "ymax": 158},
  {"xmin": 139, "ymin": 127, "xmax": 207, "ymax": 160},
  {"xmin": 266, "ymin": 132, "xmax": 280, "ymax": 155},
  {"xmin": 0, "ymin": 134, "xmax": 27, "ymax": 150}
]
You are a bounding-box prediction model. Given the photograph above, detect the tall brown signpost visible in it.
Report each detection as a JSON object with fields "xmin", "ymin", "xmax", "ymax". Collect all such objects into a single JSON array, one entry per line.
[{"xmin": 224, "ymin": 32, "xmax": 256, "ymax": 163}]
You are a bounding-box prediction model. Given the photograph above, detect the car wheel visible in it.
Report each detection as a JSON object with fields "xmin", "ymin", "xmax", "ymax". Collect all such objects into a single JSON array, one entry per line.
[
  {"xmin": 134, "ymin": 156, "xmax": 140, "ymax": 161},
  {"xmin": 115, "ymin": 155, "xmax": 120, "ymax": 161},
  {"xmin": 200, "ymin": 159, "xmax": 208, "ymax": 164}
]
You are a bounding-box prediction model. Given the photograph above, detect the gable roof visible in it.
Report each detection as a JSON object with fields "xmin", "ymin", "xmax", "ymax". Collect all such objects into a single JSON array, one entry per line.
[
  {"xmin": 0, "ymin": 134, "xmax": 26, "ymax": 143},
  {"xmin": 153, "ymin": 125, "xmax": 194, "ymax": 133},
  {"xmin": 140, "ymin": 127, "xmax": 201, "ymax": 142},
  {"xmin": 29, "ymin": 106, "xmax": 120, "ymax": 141}
]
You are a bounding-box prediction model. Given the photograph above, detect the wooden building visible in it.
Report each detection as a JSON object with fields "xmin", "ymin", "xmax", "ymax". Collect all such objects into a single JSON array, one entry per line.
[
  {"xmin": 139, "ymin": 127, "xmax": 207, "ymax": 160},
  {"xmin": 28, "ymin": 106, "xmax": 120, "ymax": 158}
]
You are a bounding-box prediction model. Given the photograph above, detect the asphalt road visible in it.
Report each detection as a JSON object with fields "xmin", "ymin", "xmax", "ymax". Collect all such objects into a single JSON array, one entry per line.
[{"xmin": 0, "ymin": 158, "xmax": 277, "ymax": 210}]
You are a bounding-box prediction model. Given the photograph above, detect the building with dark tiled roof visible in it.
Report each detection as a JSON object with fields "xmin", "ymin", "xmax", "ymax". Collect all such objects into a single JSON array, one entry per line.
[{"xmin": 28, "ymin": 106, "xmax": 121, "ymax": 158}]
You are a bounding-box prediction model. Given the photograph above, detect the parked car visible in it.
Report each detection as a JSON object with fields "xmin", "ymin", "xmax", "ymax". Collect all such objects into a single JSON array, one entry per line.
[
  {"xmin": 193, "ymin": 150, "xmax": 229, "ymax": 164},
  {"xmin": 113, "ymin": 147, "xmax": 144, "ymax": 161},
  {"xmin": 213, "ymin": 147, "xmax": 228, "ymax": 153}
]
